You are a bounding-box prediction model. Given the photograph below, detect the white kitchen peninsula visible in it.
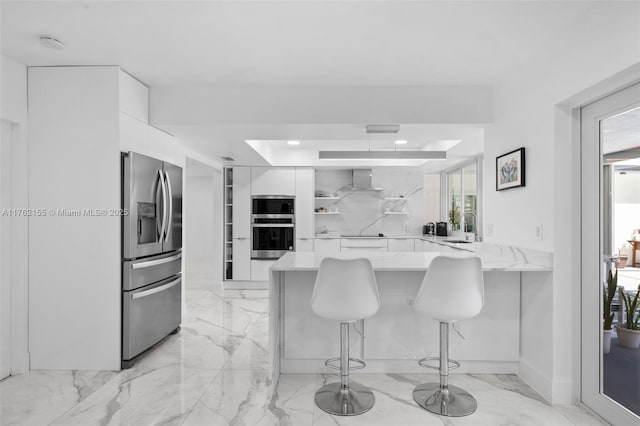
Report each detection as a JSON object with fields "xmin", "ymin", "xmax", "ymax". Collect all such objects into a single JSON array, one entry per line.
[{"xmin": 268, "ymin": 248, "xmax": 553, "ymax": 398}]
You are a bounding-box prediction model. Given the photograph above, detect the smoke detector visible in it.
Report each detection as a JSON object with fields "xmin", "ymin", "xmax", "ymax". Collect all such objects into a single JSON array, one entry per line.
[{"xmin": 39, "ymin": 35, "xmax": 64, "ymax": 50}]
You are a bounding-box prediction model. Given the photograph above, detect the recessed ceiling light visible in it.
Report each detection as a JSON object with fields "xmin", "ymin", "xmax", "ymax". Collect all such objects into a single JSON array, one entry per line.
[
  {"xmin": 287, "ymin": 140, "xmax": 300, "ymax": 146},
  {"xmin": 39, "ymin": 35, "xmax": 65, "ymax": 50},
  {"xmin": 394, "ymin": 140, "xmax": 408, "ymax": 145}
]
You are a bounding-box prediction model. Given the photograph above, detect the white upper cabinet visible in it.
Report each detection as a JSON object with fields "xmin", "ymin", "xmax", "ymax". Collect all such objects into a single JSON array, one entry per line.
[
  {"xmin": 251, "ymin": 168, "xmax": 296, "ymax": 195},
  {"xmin": 295, "ymin": 168, "xmax": 314, "ymax": 238},
  {"xmin": 120, "ymin": 116, "xmax": 181, "ymax": 167},
  {"xmin": 147, "ymin": 125, "xmax": 181, "ymax": 166},
  {"xmin": 119, "ymin": 112, "xmax": 149, "ymax": 153},
  {"xmin": 119, "ymin": 70, "xmax": 149, "ymax": 123},
  {"xmin": 233, "ymin": 167, "xmax": 251, "ymax": 239}
]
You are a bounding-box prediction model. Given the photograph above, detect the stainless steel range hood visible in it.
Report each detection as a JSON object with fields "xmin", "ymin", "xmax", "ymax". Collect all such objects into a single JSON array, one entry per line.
[{"xmin": 350, "ymin": 169, "xmax": 383, "ymax": 191}]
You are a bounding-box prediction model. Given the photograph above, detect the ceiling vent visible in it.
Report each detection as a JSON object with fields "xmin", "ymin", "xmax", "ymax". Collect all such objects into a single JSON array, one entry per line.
[
  {"xmin": 319, "ymin": 124, "xmax": 447, "ymax": 161},
  {"xmin": 219, "ymin": 156, "xmax": 235, "ymax": 162},
  {"xmin": 366, "ymin": 124, "xmax": 400, "ymax": 134}
]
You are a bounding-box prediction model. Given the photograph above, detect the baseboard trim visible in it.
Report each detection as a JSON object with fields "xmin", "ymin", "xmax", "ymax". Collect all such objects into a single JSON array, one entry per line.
[
  {"xmin": 551, "ymin": 378, "xmax": 573, "ymax": 405},
  {"xmin": 518, "ymin": 357, "xmax": 553, "ymax": 403},
  {"xmin": 281, "ymin": 359, "xmax": 518, "ymax": 375}
]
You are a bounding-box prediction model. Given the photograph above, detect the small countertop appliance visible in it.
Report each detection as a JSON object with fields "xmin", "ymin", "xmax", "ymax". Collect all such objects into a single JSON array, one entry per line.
[
  {"xmin": 423, "ymin": 223, "xmax": 435, "ymax": 235},
  {"xmin": 436, "ymin": 222, "xmax": 449, "ymax": 236}
]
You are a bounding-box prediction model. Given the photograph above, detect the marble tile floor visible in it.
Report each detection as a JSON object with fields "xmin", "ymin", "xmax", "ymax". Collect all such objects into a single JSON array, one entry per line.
[{"xmin": 1, "ymin": 269, "xmax": 608, "ymax": 425}]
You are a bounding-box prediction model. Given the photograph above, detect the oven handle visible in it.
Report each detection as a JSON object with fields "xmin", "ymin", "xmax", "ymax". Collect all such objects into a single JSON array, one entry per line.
[
  {"xmin": 251, "ymin": 224, "xmax": 295, "ymax": 228},
  {"xmin": 251, "ymin": 214, "xmax": 295, "ymax": 219}
]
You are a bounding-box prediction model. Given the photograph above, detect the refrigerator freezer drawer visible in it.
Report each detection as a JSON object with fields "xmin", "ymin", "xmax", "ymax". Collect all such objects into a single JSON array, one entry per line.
[
  {"xmin": 122, "ymin": 251, "xmax": 182, "ymax": 291},
  {"xmin": 122, "ymin": 275, "xmax": 182, "ymax": 361}
]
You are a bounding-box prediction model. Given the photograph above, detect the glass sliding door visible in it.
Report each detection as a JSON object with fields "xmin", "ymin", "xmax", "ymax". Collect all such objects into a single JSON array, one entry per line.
[{"xmin": 581, "ymin": 82, "xmax": 640, "ymax": 425}]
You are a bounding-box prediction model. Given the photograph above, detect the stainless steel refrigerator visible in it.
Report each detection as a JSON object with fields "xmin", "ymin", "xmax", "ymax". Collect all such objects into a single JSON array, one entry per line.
[{"xmin": 121, "ymin": 152, "xmax": 182, "ymax": 368}]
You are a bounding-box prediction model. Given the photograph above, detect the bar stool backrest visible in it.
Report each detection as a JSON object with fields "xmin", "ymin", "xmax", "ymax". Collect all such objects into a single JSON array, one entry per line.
[
  {"xmin": 413, "ymin": 256, "xmax": 484, "ymax": 322},
  {"xmin": 311, "ymin": 257, "xmax": 381, "ymax": 322}
]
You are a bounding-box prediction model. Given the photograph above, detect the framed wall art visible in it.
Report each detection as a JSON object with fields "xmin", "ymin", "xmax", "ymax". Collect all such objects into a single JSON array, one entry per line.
[{"xmin": 496, "ymin": 147, "xmax": 525, "ymax": 191}]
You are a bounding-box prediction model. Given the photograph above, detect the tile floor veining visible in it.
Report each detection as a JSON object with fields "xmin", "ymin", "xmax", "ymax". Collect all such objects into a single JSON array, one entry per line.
[{"xmin": 1, "ymin": 262, "xmax": 607, "ymax": 426}]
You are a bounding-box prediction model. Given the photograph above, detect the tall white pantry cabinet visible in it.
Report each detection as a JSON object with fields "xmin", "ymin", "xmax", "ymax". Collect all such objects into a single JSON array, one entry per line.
[
  {"xmin": 224, "ymin": 167, "xmax": 314, "ymax": 283},
  {"xmin": 28, "ymin": 66, "xmax": 179, "ymax": 370}
]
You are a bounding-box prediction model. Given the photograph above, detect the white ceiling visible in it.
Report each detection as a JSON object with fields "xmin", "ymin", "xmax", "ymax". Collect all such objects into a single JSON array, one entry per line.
[
  {"xmin": 603, "ymin": 106, "xmax": 640, "ymax": 154},
  {"xmin": 1, "ymin": 1, "xmax": 597, "ymax": 87},
  {"xmin": 0, "ymin": 1, "xmax": 620, "ymax": 167}
]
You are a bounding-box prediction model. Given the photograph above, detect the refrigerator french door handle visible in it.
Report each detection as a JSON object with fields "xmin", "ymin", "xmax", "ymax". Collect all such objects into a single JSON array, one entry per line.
[
  {"xmin": 164, "ymin": 170, "xmax": 173, "ymax": 242},
  {"xmin": 155, "ymin": 170, "xmax": 164, "ymax": 240},
  {"xmin": 159, "ymin": 169, "xmax": 168, "ymax": 242}
]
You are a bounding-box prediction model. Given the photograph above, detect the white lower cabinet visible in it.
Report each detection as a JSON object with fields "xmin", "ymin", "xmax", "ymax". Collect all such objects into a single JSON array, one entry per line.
[
  {"xmin": 340, "ymin": 238, "xmax": 387, "ymax": 252},
  {"xmin": 250, "ymin": 259, "xmax": 275, "ymax": 281},
  {"xmin": 314, "ymin": 238, "xmax": 341, "ymax": 256},
  {"xmin": 419, "ymin": 240, "xmax": 439, "ymax": 252},
  {"xmin": 232, "ymin": 238, "xmax": 251, "ymax": 280},
  {"xmin": 388, "ymin": 238, "xmax": 415, "ymax": 252},
  {"xmin": 296, "ymin": 238, "xmax": 314, "ymax": 252}
]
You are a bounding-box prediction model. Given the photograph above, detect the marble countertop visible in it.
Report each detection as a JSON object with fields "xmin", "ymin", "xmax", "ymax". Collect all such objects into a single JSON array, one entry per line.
[
  {"xmin": 313, "ymin": 234, "xmax": 480, "ymax": 251},
  {"xmin": 272, "ymin": 251, "xmax": 552, "ymax": 272},
  {"xmin": 315, "ymin": 233, "xmax": 426, "ymax": 238}
]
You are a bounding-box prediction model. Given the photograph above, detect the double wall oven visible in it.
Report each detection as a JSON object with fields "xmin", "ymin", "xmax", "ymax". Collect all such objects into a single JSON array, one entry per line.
[{"xmin": 251, "ymin": 195, "xmax": 295, "ymax": 259}]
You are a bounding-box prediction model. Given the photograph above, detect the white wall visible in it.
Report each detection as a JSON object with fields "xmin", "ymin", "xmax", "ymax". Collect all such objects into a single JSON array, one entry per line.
[
  {"xmin": 0, "ymin": 55, "xmax": 29, "ymax": 374},
  {"xmin": 185, "ymin": 176, "xmax": 215, "ymax": 260},
  {"xmin": 483, "ymin": 2, "xmax": 640, "ymax": 403},
  {"xmin": 423, "ymin": 174, "xmax": 441, "ymax": 223},
  {"xmin": 28, "ymin": 66, "xmax": 121, "ymax": 370},
  {"xmin": 184, "ymin": 159, "xmax": 222, "ymax": 289},
  {"xmin": 152, "ymin": 85, "xmax": 493, "ymax": 125}
]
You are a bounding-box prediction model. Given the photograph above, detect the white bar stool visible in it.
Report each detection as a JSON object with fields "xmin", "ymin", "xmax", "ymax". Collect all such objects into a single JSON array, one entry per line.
[
  {"xmin": 311, "ymin": 257, "xmax": 381, "ymax": 416},
  {"xmin": 412, "ymin": 256, "xmax": 484, "ymax": 417}
]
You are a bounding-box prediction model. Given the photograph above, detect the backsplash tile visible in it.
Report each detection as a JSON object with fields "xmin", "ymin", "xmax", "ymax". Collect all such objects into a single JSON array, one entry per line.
[{"xmin": 315, "ymin": 168, "xmax": 425, "ymax": 236}]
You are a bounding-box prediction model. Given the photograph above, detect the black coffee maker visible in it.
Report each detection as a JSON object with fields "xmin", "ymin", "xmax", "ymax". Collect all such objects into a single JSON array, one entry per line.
[
  {"xmin": 423, "ymin": 222, "xmax": 435, "ymax": 235},
  {"xmin": 436, "ymin": 222, "xmax": 449, "ymax": 236}
]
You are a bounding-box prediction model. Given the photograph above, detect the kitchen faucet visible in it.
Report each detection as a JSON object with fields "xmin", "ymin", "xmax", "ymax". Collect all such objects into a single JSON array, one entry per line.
[{"xmin": 463, "ymin": 211, "xmax": 482, "ymax": 242}]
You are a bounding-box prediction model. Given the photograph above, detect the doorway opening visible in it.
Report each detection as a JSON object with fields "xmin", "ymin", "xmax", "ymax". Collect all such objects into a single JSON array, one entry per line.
[{"xmin": 581, "ymin": 82, "xmax": 640, "ymax": 425}]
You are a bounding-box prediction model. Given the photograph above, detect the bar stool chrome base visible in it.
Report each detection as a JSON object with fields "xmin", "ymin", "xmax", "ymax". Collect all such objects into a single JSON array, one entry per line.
[
  {"xmin": 413, "ymin": 383, "xmax": 477, "ymax": 417},
  {"xmin": 315, "ymin": 382, "xmax": 375, "ymax": 416}
]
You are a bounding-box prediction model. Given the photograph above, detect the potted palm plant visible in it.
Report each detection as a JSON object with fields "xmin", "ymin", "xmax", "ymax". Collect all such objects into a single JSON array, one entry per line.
[
  {"xmin": 615, "ymin": 284, "xmax": 640, "ymax": 349},
  {"xmin": 603, "ymin": 269, "xmax": 617, "ymax": 354}
]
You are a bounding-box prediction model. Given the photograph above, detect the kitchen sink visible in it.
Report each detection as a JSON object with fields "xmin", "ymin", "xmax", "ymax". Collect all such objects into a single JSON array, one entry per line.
[{"xmin": 445, "ymin": 239, "xmax": 473, "ymax": 244}]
